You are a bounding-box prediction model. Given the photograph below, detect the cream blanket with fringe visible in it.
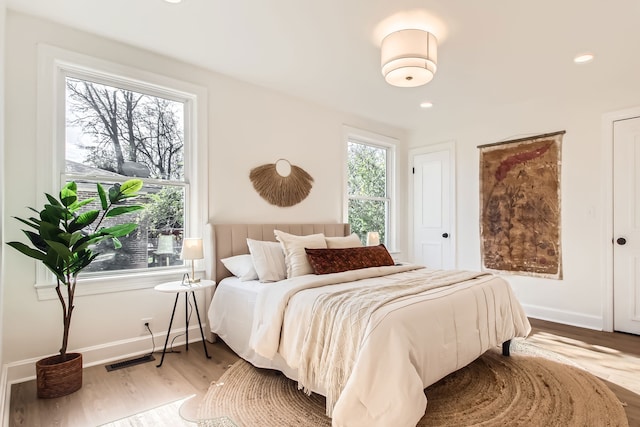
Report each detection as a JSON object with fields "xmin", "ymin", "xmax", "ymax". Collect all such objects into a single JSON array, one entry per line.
[
  {"xmin": 249, "ymin": 265, "xmax": 531, "ymax": 427},
  {"xmin": 297, "ymin": 269, "xmax": 488, "ymax": 415}
]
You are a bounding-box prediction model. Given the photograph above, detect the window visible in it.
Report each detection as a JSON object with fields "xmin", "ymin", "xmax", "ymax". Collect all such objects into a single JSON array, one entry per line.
[
  {"xmin": 345, "ymin": 128, "xmax": 396, "ymax": 249},
  {"xmin": 64, "ymin": 77, "xmax": 187, "ymax": 274},
  {"xmin": 36, "ymin": 45, "xmax": 208, "ymax": 297}
]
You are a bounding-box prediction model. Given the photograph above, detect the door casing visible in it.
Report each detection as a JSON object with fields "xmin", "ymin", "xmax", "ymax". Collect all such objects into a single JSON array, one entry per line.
[{"xmin": 602, "ymin": 106, "xmax": 640, "ymax": 332}]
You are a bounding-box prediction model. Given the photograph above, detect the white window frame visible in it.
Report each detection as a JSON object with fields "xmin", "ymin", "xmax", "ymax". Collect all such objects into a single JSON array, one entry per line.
[
  {"xmin": 35, "ymin": 45, "xmax": 208, "ymax": 300},
  {"xmin": 342, "ymin": 126, "xmax": 397, "ymax": 252}
]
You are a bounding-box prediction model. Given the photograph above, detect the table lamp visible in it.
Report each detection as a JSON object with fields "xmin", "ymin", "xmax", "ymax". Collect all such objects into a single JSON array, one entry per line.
[
  {"xmin": 366, "ymin": 231, "xmax": 380, "ymax": 246},
  {"xmin": 181, "ymin": 238, "xmax": 203, "ymax": 284}
]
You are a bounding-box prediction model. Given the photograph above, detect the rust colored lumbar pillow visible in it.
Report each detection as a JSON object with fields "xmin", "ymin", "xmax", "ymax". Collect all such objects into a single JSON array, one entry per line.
[{"xmin": 305, "ymin": 244, "xmax": 395, "ymax": 275}]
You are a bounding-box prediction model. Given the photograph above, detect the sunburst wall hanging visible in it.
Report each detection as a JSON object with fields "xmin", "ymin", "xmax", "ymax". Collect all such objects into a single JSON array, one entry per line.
[{"xmin": 249, "ymin": 159, "xmax": 314, "ymax": 207}]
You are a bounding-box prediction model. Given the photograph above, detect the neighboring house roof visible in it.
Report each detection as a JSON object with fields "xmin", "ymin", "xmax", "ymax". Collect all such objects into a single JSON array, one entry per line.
[
  {"xmin": 65, "ymin": 160, "xmax": 123, "ymax": 177},
  {"xmin": 65, "ymin": 160, "xmax": 151, "ymax": 178}
]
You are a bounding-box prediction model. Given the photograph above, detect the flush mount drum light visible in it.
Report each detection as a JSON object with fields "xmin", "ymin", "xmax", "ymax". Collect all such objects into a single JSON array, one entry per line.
[{"xmin": 381, "ymin": 29, "xmax": 437, "ymax": 87}]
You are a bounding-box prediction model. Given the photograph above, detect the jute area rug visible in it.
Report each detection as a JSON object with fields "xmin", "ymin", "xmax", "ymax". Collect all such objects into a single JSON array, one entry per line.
[{"xmin": 197, "ymin": 340, "xmax": 629, "ymax": 427}]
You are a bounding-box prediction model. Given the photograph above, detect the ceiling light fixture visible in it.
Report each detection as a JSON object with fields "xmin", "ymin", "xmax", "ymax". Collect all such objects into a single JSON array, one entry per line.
[
  {"xmin": 420, "ymin": 102, "xmax": 433, "ymax": 108},
  {"xmin": 574, "ymin": 53, "xmax": 594, "ymax": 64},
  {"xmin": 164, "ymin": 0, "xmax": 182, "ymax": 3},
  {"xmin": 381, "ymin": 29, "xmax": 437, "ymax": 87}
]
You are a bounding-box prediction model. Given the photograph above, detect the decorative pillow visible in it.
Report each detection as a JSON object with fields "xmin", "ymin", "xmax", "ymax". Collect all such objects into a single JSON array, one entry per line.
[
  {"xmin": 274, "ymin": 230, "xmax": 327, "ymax": 278},
  {"xmin": 220, "ymin": 254, "xmax": 258, "ymax": 281},
  {"xmin": 305, "ymin": 244, "xmax": 395, "ymax": 275},
  {"xmin": 325, "ymin": 233, "xmax": 363, "ymax": 248},
  {"xmin": 246, "ymin": 238, "xmax": 287, "ymax": 282}
]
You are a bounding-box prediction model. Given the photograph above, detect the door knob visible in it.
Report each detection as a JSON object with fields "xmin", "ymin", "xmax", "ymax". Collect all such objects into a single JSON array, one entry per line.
[
  {"xmin": 442, "ymin": 233, "xmax": 449, "ymax": 238},
  {"xmin": 617, "ymin": 237, "xmax": 627, "ymax": 245}
]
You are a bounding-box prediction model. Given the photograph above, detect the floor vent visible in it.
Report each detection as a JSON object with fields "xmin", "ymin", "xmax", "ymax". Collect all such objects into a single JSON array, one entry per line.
[{"xmin": 105, "ymin": 354, "xmax": 155, "ymax": 372}]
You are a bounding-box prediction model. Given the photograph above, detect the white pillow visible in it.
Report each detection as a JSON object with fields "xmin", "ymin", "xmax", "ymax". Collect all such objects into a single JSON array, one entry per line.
[
  {"xmin": 246, "ymin": 238, "xmax": 287, "ymax": 282},
  {"xmin": 220, "ymin": 254, "xmax": 258, "ymax": 281},
  {"xmin": 325, "ymin": 233, "xmax": 363, "ymax": 248},
  {"xmin": 274, "ymin": 230, "xmax": 327, "ymax": 278}
]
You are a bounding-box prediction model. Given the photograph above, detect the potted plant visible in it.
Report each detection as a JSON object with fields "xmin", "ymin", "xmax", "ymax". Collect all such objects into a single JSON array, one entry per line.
[{"xmin": 7, "ymin": 179, "xmax": 144, "ymax": 398}]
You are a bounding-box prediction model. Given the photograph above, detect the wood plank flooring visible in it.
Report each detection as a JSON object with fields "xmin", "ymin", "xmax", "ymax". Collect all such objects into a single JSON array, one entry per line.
[
  {"xmin": 9, "ymin": 341, "xmax": 238, "ymax": 427},
  {"xmin": 526, "ymin": 318, "xmax": 640, "ymax": 426},
  {"xmin": 9, "ymin": 319, "xmax": 640, "ymax": 426}
]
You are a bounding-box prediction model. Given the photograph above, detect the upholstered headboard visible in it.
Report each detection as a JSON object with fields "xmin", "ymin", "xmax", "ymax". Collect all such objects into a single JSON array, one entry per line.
[{"xmin": 205, "ymin": 223, "xmax": 350, "ymax": 284}]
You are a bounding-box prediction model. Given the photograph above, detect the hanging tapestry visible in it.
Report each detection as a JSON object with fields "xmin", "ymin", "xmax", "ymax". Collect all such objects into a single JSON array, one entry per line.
[{"xmin": 478, "ymin": 131, "xmax": 564, "ymax": 279}]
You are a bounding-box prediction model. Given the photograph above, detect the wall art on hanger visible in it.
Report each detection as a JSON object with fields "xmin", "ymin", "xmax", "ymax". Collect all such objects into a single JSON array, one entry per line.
[
  {"xmin": 478, "ymin": 131, "xmax": 564, "ymax": 279},
  {"xmin": 249, "ymin": 158, "xmax": 314, "ymax": 207}
]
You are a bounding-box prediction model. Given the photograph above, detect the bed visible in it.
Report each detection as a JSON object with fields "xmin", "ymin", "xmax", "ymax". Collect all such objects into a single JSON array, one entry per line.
[{"xmin": 206, "ymin": 223, "xmax": 531, "ymax": 427}]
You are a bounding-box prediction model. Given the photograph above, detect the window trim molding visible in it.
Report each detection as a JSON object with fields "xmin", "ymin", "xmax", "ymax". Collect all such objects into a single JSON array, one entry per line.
[
  {"xmin": 35, "ymin": 44, "xmax": 209, "ymax": 300},
  {"xmin": 342, "ymin": 125, "xmax": 398, "ymax": 252}
]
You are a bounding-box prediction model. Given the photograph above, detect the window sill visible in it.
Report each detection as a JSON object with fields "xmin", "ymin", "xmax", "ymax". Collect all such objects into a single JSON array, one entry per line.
[{"xmin": 35, "ymin": 268, "xmax": 205, "ymax": 301}]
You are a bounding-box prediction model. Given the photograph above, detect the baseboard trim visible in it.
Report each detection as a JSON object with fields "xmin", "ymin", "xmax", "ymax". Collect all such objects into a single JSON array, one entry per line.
[
  {"xmin": 523, "ymin": 304, "xmax": 603, "ymax": 331},
  {"xmin": 1, "ymin": 363, "xmax": 9, "ymax": 427},
  {"xmin": 3, "ymin": 324, "xmax": 203, "ymax": 388}
]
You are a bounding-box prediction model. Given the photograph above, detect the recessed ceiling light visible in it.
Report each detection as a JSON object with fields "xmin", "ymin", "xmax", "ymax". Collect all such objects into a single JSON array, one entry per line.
[
  {"xmin": 574, "ymin": 53, "xmax": 594, "ymax": 64},
  {"xmin": 420, "ymin": 102, "xmax": 434, "ymax": 109},
  {"xmin": 164, "ymin": 0, "xmax": 182, "ymax": 3}
]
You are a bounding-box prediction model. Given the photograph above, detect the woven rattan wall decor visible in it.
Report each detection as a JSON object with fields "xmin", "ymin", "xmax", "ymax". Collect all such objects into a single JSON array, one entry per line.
[{"xmin": 249, "ymin": 159, "xmax": 314, "ymax": 207}]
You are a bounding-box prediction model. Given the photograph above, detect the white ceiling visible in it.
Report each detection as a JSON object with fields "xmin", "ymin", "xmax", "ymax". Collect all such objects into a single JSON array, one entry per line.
[{"xmin": 6, "ymin": 0, "xmax": 640, "ymax": 134}]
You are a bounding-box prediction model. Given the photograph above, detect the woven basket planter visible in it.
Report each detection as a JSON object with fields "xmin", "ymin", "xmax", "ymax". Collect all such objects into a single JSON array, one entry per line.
[{"xmin": 36, "ymin": 352, "xmax": 83, "ymax": 399}]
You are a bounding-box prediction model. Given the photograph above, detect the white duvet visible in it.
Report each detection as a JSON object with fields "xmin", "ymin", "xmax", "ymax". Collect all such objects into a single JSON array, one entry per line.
[{"xmin": 226, "ymin": 264, "xmax": 531, "ymax": 427}]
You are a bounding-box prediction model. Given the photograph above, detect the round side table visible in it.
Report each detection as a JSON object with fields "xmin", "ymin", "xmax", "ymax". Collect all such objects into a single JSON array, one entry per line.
[{"xmin": 154, "ymin": 279, "xmax": 216, "ymax": 367}]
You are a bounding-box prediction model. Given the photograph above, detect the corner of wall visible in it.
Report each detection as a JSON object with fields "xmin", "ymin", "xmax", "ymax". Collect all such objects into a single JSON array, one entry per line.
[{"xmin": 1, "ymin": 1, "xmax": 8, "ymax": 424}]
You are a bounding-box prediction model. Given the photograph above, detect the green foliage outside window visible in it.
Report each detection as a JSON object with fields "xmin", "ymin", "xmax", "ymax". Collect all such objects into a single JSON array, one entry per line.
[{"xmin": 347, "ymin": 141, "xmax": 388, "ymax": 245}]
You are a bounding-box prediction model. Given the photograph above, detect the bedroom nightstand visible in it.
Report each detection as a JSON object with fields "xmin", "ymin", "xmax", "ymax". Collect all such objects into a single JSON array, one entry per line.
[{"xmin": 154, "ymin": 279, "xmax": 216, "ymax": 367}]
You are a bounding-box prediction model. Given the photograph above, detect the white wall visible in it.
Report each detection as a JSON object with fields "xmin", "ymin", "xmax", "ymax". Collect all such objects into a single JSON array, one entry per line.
[
  {"xmin": 2, "ymin": 11, "xmax": 407, "ymax": 380},
  {"xmin": 0, "ymin": 0, "xmax": 8, "ymax": 419},
  {"xmin": 409, "ymin": 85, "xmax": 640, "ymax": 330}
]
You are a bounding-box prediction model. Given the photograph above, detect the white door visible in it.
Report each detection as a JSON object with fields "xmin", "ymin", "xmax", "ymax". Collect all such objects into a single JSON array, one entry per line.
[
  {"xmin": 613, "ymin": 116, "xmax": 640, "ymax": 335},
  {"xmin": 413, "ymin": 148, "xmax": 455, "ymax": 269}
]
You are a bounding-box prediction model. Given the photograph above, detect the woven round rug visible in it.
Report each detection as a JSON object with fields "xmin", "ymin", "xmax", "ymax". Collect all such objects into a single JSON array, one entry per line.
[{"xmin": 197, "ymin": 341, "xmax": 628, "ymax": 426}]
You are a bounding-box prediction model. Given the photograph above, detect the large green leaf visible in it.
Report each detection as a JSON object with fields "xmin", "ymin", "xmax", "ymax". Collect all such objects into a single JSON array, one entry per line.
[
  {"xmin": 40, "ymin": 208, "xmax": 61, "ymax": 226},
  {"xmin": 120, "ymin": 179, "xmax": 143, "ymax": 196},
  {"xmin": 39, "ymin": 222, "xmax": 63, "ymax": 241},
  {"xmin": 105, "ymin": 205, "xmax": 144, "ymax": 218},
  {"xmin": 69, "ymin": 210, "xmax": 100, "ymax": 231},
  {"xmin": 97, "ymin": 183, "xmax": 108, "ymax": 210},
  {"xmin": 60, "ymin": 186, "xmax": 78, "ymax": 207},
  {"xmin": 69, "ymin": 231, "xmax": 83, "ymax": 247},
  {"xmin": 101, "ymin": 223, "xmax": 138, "ymax": 238},
  {"xmin": 7, "ymin": 241, "xmax": 47, "ymax": 261},
  {"xmin": 24, "ymin": 230, "xmax": 48, "ymax": 251},
  {"xmin": 68, "ymin": 197, "xmax": 95, "ymax": 212},
  {"xmin": 14, "ymin": 216, "xmax": 40, "ymax": 230},
  {"xmin": 45, "ymin": 240, "xmax": 73, "ymax": 260},
  {"xmin": 45, "ymin": 193, "xmax": 61, "ymax": 207},
  {"xmin": 44, "ymin": 204, "xmax": 68, "ymax": 222}
]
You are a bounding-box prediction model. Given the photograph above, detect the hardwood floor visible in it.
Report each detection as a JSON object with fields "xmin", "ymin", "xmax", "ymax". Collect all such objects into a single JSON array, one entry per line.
[
  {"xmin": 526, "ymin": 318, "xmax": 640, "ymax": 426},
  {"xmin": 9, "ymin": 341, "xmax": 239, "ymax": 426},
  {"xmin": 8, "ymin": 319, "xmax": 640, "ymax": 426}
]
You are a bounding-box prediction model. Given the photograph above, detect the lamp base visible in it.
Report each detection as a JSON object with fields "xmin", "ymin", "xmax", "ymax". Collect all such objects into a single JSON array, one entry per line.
[{"xmin": 181, "ymin": 273, "xmax": 201, "ymax": 286}]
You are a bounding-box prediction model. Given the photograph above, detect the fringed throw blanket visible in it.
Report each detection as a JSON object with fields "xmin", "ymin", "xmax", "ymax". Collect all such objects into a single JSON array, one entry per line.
[{"xmin": 297, "ymin": 269, "xmax": 488, "ymax": 415}]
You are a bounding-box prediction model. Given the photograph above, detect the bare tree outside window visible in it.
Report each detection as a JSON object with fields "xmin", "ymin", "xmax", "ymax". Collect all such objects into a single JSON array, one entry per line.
[{"xmin": 65, "ymin": 77, "xmax": 187, "ymax": 273}]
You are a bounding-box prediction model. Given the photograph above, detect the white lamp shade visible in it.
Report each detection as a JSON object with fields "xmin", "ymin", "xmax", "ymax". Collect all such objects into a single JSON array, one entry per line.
[
  {"xmin": 181, "ymin": 238, "xmax": 204, "ymax": 260},
  {"xmin": 381, "ymin": 29, "xmax": 437, "ymax": 87},
  {"xmin": 366, "ymin": 232, "xmax": 380, "ymax": 246}
]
